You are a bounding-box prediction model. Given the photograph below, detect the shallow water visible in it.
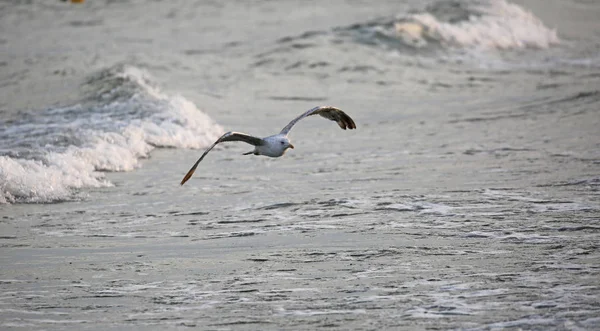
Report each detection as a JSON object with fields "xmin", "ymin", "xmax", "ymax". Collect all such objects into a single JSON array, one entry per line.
[{"xmin": 1, "ymin": 0, "xmax": 600, "ymax": 329}]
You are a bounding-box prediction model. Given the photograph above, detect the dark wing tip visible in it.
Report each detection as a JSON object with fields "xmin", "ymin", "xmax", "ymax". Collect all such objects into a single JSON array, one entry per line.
[
  {"xmin": 339, "ymin": 111, "xmax": 356, "ymax": 130},
  {"xmin": 180, "ymin": 167, "xmax": 196, "ymax": 186}
]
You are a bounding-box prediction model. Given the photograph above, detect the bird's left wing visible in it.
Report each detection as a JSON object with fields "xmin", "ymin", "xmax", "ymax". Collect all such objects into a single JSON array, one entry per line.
[
  {"xmin": 180, "ymin": 131, "xmax": 263, "ymax": 185},
  {"xmin": 279, "ymin": 106, "xmax": 356, "ymax": 135}
]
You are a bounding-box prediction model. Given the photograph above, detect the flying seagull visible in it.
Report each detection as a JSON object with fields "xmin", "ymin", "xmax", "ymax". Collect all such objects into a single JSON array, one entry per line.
[{"xmin": 180, "ymin": 106, "xmax": 356, "ymax": 185}]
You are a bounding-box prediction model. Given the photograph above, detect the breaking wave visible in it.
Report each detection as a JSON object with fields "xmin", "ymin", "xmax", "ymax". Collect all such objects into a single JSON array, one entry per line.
[
  {"xmin": 0, "ymin": 65, "xmax": 223, "ymax": 203},
  {"xmin": 343, "ymin": 0, "xmax": 559, "ymax": 52}
]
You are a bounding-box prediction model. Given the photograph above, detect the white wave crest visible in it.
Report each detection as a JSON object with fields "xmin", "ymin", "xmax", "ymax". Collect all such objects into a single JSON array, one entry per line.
[
  {"xmin": 395, "ymin": 0, "xmax": 559, "ymax": 50},
  {"xmin": 0, "ymin": 66, "xmax": 224, "ymax": 204}
]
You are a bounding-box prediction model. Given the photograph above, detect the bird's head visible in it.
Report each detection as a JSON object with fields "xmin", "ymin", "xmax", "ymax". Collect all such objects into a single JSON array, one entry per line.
[{"xmin": 279, "ymin": 138, "xmax": 294, "ymax": 151}]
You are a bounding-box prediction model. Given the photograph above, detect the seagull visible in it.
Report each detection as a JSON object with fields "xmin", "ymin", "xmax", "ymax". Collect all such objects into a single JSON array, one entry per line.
[{"xmin": 180, "ymin": 106, "xmax": 356, "ymax": 185}]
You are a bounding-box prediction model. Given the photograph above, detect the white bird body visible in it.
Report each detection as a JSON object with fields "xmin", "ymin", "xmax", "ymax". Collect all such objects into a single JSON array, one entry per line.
[
  {"xmin": 247, "ymin": 134, "xmax": 293, "ymax": 157},
  {"xmin": 180, "ymin": 106, "xmax": 356, "ymax": 185}
]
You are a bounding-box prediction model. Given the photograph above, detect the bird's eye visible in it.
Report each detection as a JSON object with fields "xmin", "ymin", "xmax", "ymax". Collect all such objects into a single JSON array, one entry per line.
[{"xmin": 280, "ymin": 141, "xmax": 285, "ymax": 145}]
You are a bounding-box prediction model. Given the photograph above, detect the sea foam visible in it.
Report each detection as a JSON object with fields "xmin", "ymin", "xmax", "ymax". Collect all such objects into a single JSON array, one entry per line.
[
  {"xmin": 343, "ymin": 0, "xmax": 559, "ymax": 54},
  {"xmin": 395, "ymin": 0, "xmax": 560, "ymax": 50},
  {"xmin": 0, "ymin": 65, "xmax": 223, "ymax": 203}
]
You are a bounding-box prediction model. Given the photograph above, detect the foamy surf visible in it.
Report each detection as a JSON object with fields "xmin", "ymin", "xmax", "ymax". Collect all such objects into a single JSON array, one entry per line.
[
  {"xmin": 401, "ymin": 0, "xmax": 560, "ymax": 50},
  {"xmin": 343, "ymin": 0, "xmax": 559, "ymax": 53},
  {"xmin": 0, "ymin": 65, "xmax": 223, "ymax": 204}
]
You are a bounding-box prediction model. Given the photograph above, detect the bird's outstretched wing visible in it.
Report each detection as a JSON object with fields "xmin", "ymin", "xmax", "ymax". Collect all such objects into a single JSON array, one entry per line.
[
  {"xmin": 279, "ymin": 106, "xmax": 356, "ymax": 135},
  {"xmin": 180, "ymin": 131, "xmax": 264, "ymax": 185}
]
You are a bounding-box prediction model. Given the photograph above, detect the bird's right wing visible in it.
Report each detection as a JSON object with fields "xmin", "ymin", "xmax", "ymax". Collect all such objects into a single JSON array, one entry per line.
[
  {"xmin": 279, "ymin": 106, "xmax": 356, "ymax": 135},
  {"xmin": 180, "ymin": 131, "xmax": 263, "ymax": 185}
]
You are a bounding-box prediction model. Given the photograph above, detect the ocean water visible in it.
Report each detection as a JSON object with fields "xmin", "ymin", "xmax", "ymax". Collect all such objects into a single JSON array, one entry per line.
[{"xmin": 1, "ymin": 0, "xmax": 599, "ymax": 329}]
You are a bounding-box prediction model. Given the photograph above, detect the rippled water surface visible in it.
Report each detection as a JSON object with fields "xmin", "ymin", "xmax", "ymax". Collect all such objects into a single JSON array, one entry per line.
[{"xmin": 1, "ymin": 0, "xmax": 599, "ymax": 329}]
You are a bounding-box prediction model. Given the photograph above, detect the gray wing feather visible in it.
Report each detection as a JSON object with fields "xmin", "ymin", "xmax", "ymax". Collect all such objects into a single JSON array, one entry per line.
[
  {"xmin": 180, "ymin": 132, "xmax": 263, "ymax": 185},
  {"xmin": 279, "ymin": 106, "xmax": 356, "ymax": 135}
]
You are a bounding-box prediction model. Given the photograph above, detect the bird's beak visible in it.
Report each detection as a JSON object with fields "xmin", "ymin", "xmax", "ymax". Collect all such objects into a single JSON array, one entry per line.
[{"xmin": 288, "ymin": 144, "xmax": 294, "ymax": 149}]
